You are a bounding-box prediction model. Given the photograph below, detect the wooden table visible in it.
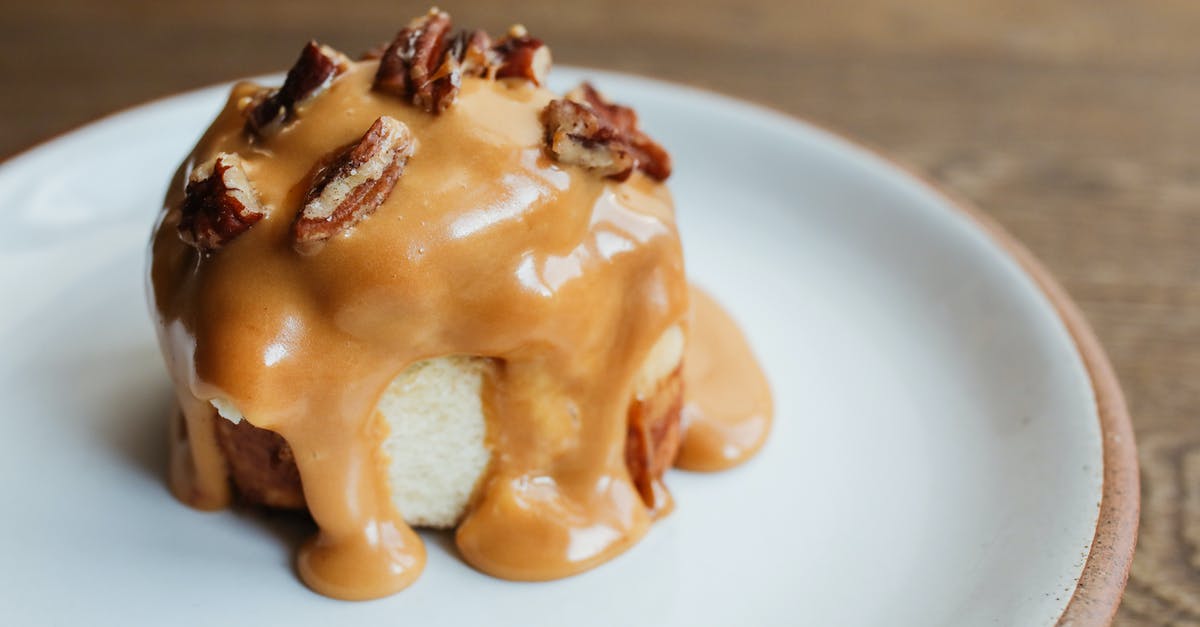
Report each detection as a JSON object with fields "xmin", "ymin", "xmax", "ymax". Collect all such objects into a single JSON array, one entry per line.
[{"xmin": 3, "ymin": 1, "xmax": 1195, "ymax": 623}]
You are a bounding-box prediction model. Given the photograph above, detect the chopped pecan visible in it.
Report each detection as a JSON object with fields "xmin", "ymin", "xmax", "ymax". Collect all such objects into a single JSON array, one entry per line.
[
  {"xmin": 493, "ymin": 25, "xmax": 551, "ymax": 86},
  {"xmin": 456, "ymin": 29, "xmax": 496, "ymax": 76},
  {"xmin": 373, "ymin": 12, "xmax": 551, "ymax": 113},
  {"xmin": 566, "ymin": 83, "xmax": 637, "ymax": 133},
  {"xmin": 626, "ymin": 133, "xmax": 673, "ymax": 181},
  {"xmin": 540, "ymin": 83, "xmax": 672, "ymax": 181},
  {"xmin": 565, "ymin": 82, "xmax": 672, "ymax": 181},
  {"xmin": 292, "ymin": 116, "xmax": 415, "ymax": 254},
  {"xmin": 418, "ymin": 28, "xmax": 498, "ymax": 113},
  {"xmin": 625, "ymin": 365, "xmax": 684, "ymax": 510},
  {"xmin": 244, "ymin": 41, "xmax": 350, "ymax": 138},
  {"xmin": 373, "ymin": 9, "xmax": 455, "ymax": 113},
  {"xmin": 178, "ymin": 153, "xmax": 266, "ymax": 252},
  {"xmin": 540, "ymin": 99, "xmax": 635, "ymax": 180}
]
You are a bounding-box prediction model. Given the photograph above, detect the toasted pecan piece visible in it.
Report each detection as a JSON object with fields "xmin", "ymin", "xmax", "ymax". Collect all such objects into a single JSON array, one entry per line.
[
  {"xmin": 625, "ymin": 366, "xmax": 684, "ymax": 510},
  {"xmin": 565, "ymin": 82, "xmax": 672, "ymax": 181},
  {"xmin": 540, "ymin": 98, "xmax": 636, "ymax": 180},
  {"xmin": 374, "ymin": 12, "xmax": 551, "ymax": 113},
  {"xmin": 373, "ymin": 8, "xmax": 456, "ymax": 113},
  {"xmin": 292, "ymin": 116, "xmax": 415, "ymax": 254},
  {"xmin": 419, "ymin": 28, "xmax": 500, "ymax": 112},
  {"xmin": 245, "ymin": 41, "xmax": 350, "ymax": 138},
  {"xmin": 178, "ymin": 153, "xmax": 266, "ymax": 252},
  {"xmin": 541, "ymin": 83, "xmax": 671, "ymax": 181},
  {"xmin": 493, "ymin": 25, "xmax": 551, "ymax": 86},
  {"xmin": 456, "ymin": 29, "xmax": 496, "ymax": 76}
]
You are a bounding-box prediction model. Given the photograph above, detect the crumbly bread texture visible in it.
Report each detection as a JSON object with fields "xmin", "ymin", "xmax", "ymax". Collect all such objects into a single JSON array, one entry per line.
[
  {"xmin": 211, "ymin": 326, "xmax": 685, "ymax": 528},
  {"xmin": 377, "ymin": 356, "xmax": 491, "ymax": 527}
]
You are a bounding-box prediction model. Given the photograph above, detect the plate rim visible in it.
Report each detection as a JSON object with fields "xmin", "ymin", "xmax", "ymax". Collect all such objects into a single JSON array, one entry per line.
[
  {"xmin": 633, "ymin": 72, "xmax": 1137, "ymax": 619},
  {"xmin": 0, "ymin": 66, "xmax": 1140, "ymax": 624},
  {"xmin": 623, "ymin": 72, "xmax": 1140, "ymax": 624},
  {"xmin": 631, "ymin": 72, "xmax": 1139, "ymax": 624},
  {"xmin": 954, "ymin": 188, "xmax": 1140, "ymax": 626}
]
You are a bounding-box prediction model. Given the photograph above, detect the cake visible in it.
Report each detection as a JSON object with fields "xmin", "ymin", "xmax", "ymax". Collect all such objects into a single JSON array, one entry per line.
[{"xmin": 148, "ymin": 8, "xmax": 772, "ymax": 600}]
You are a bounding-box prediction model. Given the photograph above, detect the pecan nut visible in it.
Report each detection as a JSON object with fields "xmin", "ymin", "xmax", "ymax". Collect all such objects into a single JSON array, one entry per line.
[
  {"xmin": 541, "ymin": 83, "xmax": 672, "ymax": 182},
  {"xmin": 564, "ymin": 83, "xmax": 672, "ymax": 181},
  {"xmin": 373, "ymin": 9, "xmax": 456, "ymax": 113},
  {"xmin": 456, "ymin": 29, "xmax": 496, "ymax": 77},
  {"xmin": 625, "ymin": 365, "xmax": 684, "ymax": 509},
  {"xmin": 245, "ymin": 41, "xmax": 350, "ymax": 138},
  {"xmin": 493, "ymin": 25, "xmax": 551, "ymax": 86},
  {"xmin": 540, "ymin": 99, "xmax": 635, "ymax": 180},
  {"xmin": 373, "ymin": 12, "xmax": 551, "ymax": 113},
  {"xmin": 178, "ymin": 153, "xmax": 266, "ymax": 252},
  {"xmin": 292, "ymin": 116, "xmax": 416, "ymax": 254}
]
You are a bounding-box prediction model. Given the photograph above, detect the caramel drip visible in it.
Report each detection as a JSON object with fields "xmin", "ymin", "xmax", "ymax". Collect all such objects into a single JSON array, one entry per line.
[
  {"xmin": 150, "ymin": 62, "xmax": 697, "ymax": 598},
  {"xmin": 151, "ymin": 58, "xmax": 773, "ymax": 599},
  {"xmin": 675, "ymin": 286, "xmax": 773, "ymax": 471}
]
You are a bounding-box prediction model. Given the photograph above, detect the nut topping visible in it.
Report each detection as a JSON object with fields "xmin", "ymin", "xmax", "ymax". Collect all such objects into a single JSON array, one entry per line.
[
  {"xmin": 245, "ymin": 41, "xmax": 351, "ymax": 138},
  {"xmin": 293, "ymin": 116, "xmax": 415, "ymax": 254},
  {"xmin": 567, "ymin": 83, "xmax": 672, "ymax": 180},
  {"xmin": 373, "ymin": 9, "xmax": 455, "ymax": 113},
  {"xmin": 541, "ymin": 83, "xmax": 672, "ymax": 181},
  {"xmin": 456, "ymin": 29, "xmax": 497, "ymax": 77},
  {"xmin": 540, "ymin": 99, "xmax": 636, "ymax": 180},
  {"xmin": 493, "ymin": 25, "xmax": 551, "ymax": 86},
  {"xmin": 373, "ymin": 11, "xmax": 550, "ymax": 113},
  {"xmin": 420, "ymin": 29, "xmax": 486, "ymax": 114},
  {"xmin": 178, "ymin": 153, "xmax": 266, "ymax": 252},
  {"xmin": 420, "ymin": 28, "xmax": 499, "ymax": 112}
]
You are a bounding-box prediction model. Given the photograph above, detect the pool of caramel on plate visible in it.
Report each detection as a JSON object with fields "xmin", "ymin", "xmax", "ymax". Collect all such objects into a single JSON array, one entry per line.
[{"xmin": 150, "ymin": 63, "xmax": 770, "ymax": 599}]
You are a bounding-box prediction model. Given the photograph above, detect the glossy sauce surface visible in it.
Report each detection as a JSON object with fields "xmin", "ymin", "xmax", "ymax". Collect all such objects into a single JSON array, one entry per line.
[
  {"xmin": 677, "ymin": 286, "xmax": 773, "ymax": 471},
  {"xmin": 149, "ymin": 61, "xmax": 770, "ymax": 599}
]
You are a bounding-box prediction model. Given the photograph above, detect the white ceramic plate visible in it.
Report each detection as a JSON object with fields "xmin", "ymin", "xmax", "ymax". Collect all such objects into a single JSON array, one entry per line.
[{"xmin": 0, "ymin": 68, "xmax": 1136, "ymax": 626}]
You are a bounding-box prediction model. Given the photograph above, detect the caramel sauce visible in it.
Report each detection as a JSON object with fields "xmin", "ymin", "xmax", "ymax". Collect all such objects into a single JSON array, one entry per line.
[
  {"xmin": 149, "ymin": 61, "xmax": 771, "ymax": 599},
  {"xmin": 676, "ymin": 286, "xmax": 773, "ymax": 471}
]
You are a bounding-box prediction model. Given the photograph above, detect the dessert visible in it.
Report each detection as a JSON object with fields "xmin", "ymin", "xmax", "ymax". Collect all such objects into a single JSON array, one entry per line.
[{"xmin": 148, "ymin": 8, "xmax": 772, "ymax": 600}]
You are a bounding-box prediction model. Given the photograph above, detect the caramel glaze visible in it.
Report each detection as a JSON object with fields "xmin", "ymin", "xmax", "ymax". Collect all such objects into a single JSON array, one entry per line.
[
  {"xmin": 677, "ymin": 286, "xmax": 773, "ymax": 471},
  {"xmin": 149, "ymin": 61, "xmax": 771, "ymax": 600}
]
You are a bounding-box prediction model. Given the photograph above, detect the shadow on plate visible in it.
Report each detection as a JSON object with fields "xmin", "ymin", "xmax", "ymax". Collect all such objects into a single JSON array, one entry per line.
[{"xmin": 78, "ymin": 340, "xmax": 468, "ymax": 583}]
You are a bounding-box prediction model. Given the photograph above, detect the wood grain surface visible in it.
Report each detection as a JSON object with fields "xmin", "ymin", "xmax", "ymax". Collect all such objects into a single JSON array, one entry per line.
[{"xmin": 3, "ymin": 1, "xmax": 1195, "ymax": 623}]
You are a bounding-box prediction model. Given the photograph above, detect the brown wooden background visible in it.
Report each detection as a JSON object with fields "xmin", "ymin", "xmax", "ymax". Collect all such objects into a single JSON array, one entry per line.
[{"xmin": 3, "ymin": 1, "xmax": 1196, "ymax": 623}]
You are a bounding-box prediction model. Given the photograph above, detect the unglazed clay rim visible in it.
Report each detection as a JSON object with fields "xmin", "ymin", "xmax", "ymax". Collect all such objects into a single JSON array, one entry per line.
[
  {"xmin": 955, "ymin": 198, "xmax": 1139, "ymax": 626},
  {"xmin": 0, "ymin": 67, "xmax": 1140, "ymax": 625}
]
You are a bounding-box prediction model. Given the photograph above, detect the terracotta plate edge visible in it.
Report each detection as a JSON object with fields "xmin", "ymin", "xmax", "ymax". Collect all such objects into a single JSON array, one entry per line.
[
  {"xmin": 862, "ymin": 154, "xmax": 1140, "ymax": 624},
  {"xmin": 951, "ymin": 199, "xmax": 1140, "ymax": 626}
]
